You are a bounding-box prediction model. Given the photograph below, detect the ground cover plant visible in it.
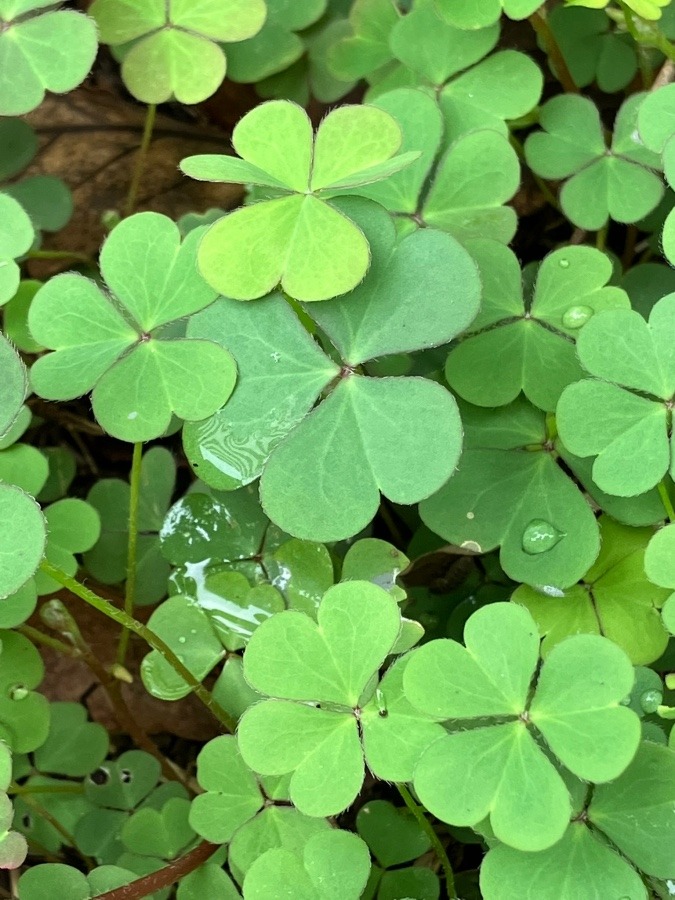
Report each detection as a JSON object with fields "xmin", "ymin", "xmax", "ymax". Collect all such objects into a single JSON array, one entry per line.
[{"xmin": 3, "ymin": 0, "xmax": 675, "ymax": 896}]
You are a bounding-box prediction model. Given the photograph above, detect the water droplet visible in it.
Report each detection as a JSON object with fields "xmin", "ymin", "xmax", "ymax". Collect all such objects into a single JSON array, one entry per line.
[
  {"xmin": 537, "ymin": 585, "xmax": 565, "ymax": 598},
  {"xmin": 466, "ymin": 511, "xmax": 475, "ymax": 520},
  {"xmin": 558, "ymin": 258, "xmax": 570, "ymax": 268},
  {"xmin": 190, "ymin": 628, "xmax": 197, "ymax": 635},
  {"xmin": 127, "ymin": 411, "xmax": 138, "ymax": 420},
  {"xmin": 521, "ymin": 519, "xmax": 564, "ymax": 555},
  {"xmin": 270, "ymin": 351, "xmax": 281, "ymax": 362},
  {"xmin": 640, "ymin": 689, "xmax": 662, "ymax": 714},
  {"xmin": 461, "ymin": 540, "xmax": 482, "ymax": 553},
  {"xmin": 562, "ymin": 305, "xmax": 593, "ymax": 329},
  {"xmin": 178, "ymin": 636, "xmax": 186, "ymax": 644},
  {"xmin": 9, "ymin": 685, "xmax": 28, "ymax": 701}
]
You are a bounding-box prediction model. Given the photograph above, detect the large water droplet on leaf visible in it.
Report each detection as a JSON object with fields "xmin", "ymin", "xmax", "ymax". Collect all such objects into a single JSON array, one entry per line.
[
  {"xmin": 521, "ymin": 519, "xmax": 564, "ymax": 555},
  {"xmin": 9, "ymin": 684, "xmax": 28, "ymax": 701},
  {"xmin": 640, "ymin": 689, "xmax": 662, "ymax": 714},
  {"xmin": 562, "ymin": 305, "xmax": 593, "ymax": 329}
]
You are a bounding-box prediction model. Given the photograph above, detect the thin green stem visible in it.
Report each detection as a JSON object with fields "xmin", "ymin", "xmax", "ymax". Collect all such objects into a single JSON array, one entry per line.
[
  {"xmin": 595, "ymin": 224, "xmax": 608, "ymax": 251},
  {"xmin": 14, "ymin": 788, "xmax": 94, "ymax": 868},
  {"xmin": 117, "ymin": 442, "xmax": 143, "ymax": 666},
  {"xmin": 10, "ymin": 783, "xmax": 83, "ymax": 796},
  {"xmin": 397, "ymin": 783, "xmax": 456, "ymax": 899},
  {"xmin": 528, "ymin": 9, "xmax": 579, "ymax": 94},
  {"xmin": 658, "ymin": 481, "xmax": 675, "ymax": 522},
  {"xmin": 124, "ymin": 103, "xmax": 157, "ymax": 217},
  {"xmin": 18, "ymin": 624, "xmax": 78, "ymax": 657},
  {"xmin": 38, "ymin": 561, "xmax": 235, "ymax": 733}
]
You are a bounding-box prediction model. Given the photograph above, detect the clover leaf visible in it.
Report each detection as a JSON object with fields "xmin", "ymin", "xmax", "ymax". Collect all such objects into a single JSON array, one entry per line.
[
  {"xmin": 180, "ymin": 102, "xmax": 420, "ymax": 301},
  {"xmin": 243, "ymin": 830, "xmax": 371, "ymax": 900},
  {"xmin": 525, "ymin": 93, "xmax": 663, "ymax": 229},
  {"xmin": 0, "ymin": 193, "xmax": 34, "ymax": 306},
  {"xmin": 0, "ymin": 630, "xmax": 50, "ymax": 753},
  {"xmin": 0, "ymin": 484, "xmax": 45, "ymax": 601},
  {"xmin": 434, "ymin": 0, "xmax": 543, "ymax": 29},
  {"xmin": 0, "ymin": 119, "xmax": 73, "ymax": 236},
  {"xmin": 224, "ymin": 0, "xmax": 327, "ymax": 84},
  {"xmin": 419, "ymin": 398, "xmax": 600, "ymax": 589},
  {"xmin": 445, "ymin": 242, "xmax": 628, "ymax": 411},
  {"xmin": 237, "ymin": 581, "xmax": 445, "ymax": 817},
  {"xmin": 34, "ymin": 498, "xmax": 101, "ymax": 596},
  {"xmin": 28, "ymin": 212, "xmax": 236, "ymax": 443},
  {"xmin": 0, "ymin": 334, "xmax": 27, "ymax": 439},
  {"xmin": 0, "ymin": 406, "xmax": 49, "ymax": 498},
  {"xmin": 403, "ymin": 603, "xmax": 641, "ymax": 851},
  {"xmin": 556, "ymin": 293, "xmax": 675, "ymax": 496},
  {"xmin": 33, "ymin": 702, "xmax": 108, "ymax": 778},
  {"xmin": 186, "ymin": 198, "xmax": 479, "ymax": 541},
  {"xmin": 326, "ymin": 0, "xmax": 399, "ymax": 81},
  {"xmin": 514, "ymin": 516, "xmax": 670, "ymax": 664},
  {"xmin": 121, "ymin": 796, "xmax": 194, "ymax": 862},
  {"xmin": 0, "ymin": 2, "xmax": 97, "ymax": 116},
  {"xmin": 548, "ymin": 6, "xmax": 637, "ymax": 93},
  {"xmin": 18, "ymin": 863, "xmax": 137, "ymax": 900},
  {"xmin": 90, "ymin": 0, "xmax": 265, "ymax": 104},
  {"xmin": 372, "ymin": 0, "xmax": 542, "ymax": 147},
  {"xmin": 84, "ymin": 447, "xmax": 175, "ymax": 606}
]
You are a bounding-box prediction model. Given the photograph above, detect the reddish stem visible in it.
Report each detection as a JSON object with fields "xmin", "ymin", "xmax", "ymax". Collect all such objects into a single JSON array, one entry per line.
[{"xmin": 93, "ymin": 841, "xmax": 219, "ymax": 899}]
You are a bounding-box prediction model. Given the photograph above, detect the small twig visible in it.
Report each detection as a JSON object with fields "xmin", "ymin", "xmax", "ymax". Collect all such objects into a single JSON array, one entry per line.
[
  {"xmin": 652, "ymin": 58, "xmax": 675, "ymax": 91},
  {"xmin": 94, "ymin": 840, "xmax": 219, "ymax": 900}
]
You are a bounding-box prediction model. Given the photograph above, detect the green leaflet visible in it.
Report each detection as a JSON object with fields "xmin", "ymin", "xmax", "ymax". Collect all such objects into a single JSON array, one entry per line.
[
  {"xmin": 419, "ymin": 398, "xmax": 600, "ymax": 588},
  {"xmin": 0, "ymin": 485, "xmax": 45, "ymax": 600},
  {"xmin": 556, "ymin": 293, "xmax": 675, "ymax": 496},
  {"xmin": 0, "ymin": 334, "xmax": 27, "ymax": 439},
  {"xmin": 525, "ymin": 93, "xmax": 663, "ymax": 229},
  {"xmin": 90, "ymin": 0, "xmax": 265, "ymax": 104},
  {"xmin": 0, "ymin": 4, "xmax": 97, "ymax": 116},
  {"xmin": 514, "ymin": 516, "xmax": 670, "ymax": 664},
  {"xmin": 28, "ymin": 213, "xmax": 236, "ymax": 443},
  {"xmin": 181, "ymin": 102, "xmax": 419, "ymax": 302},
  {"xmin": 33, "ymin": 703, "xmax": 108, "ymax": 778},
  {"xmin": 0, "ymin": 630, "xmax": 50, "ymax": 753},
  {"xmin": 404, "ymin": 603, "xmax": 640, "ymax": 850},
  {"xmin": 33, "ymin": 498, "xmax": 101, "ymax": 596},
  {"xmin": 435, "ymin": 0, "xmax": 543, "ymax": 28},
  {"xmin": 327, "ymin": 0, "xmax": 400, "ymax": 81},
  {"xmin": 0, "ymin": 193, "xmax": 34, "ymax": 306},
  {"xmin": 445, "ymin": 242, "xmax": 629, "ymax": 411}
]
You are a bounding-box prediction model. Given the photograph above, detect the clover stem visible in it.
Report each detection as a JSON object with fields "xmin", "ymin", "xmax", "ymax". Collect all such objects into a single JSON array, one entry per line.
[
  {"xmin": 658, "ymin": 481, "xmax": 675, "ymax": 522},
  {"xmin": 38, "ymin": 561, "xmax": 236, "ymax": 733},
  {"xmin": 117, "ymin": 441, "xmax": 143, "ymax": 668},
  {"xmin": 595, "ymin": 224, "xmax": 607, "ymax": 251},
  {"xmin": 94, "ymin": 840, "xmax": 219, "ymax": 900},
  {"xmin": 124, "ymin": 103, "xmax": 157, "ymax": 217},
  {"xmin": 26, "ymin": 249, "xmax": 95, "ymax": 266},
  {"xmin": 528, "ymin": 10, "xmax": 579, "ymax": 94},
  {"xmin": 14, "ymin": 788, "xmax": 94, "ymax": 869},
  {"xmin": 10, "ymin": 782, "xmax": 83, "ymax": 796},
  {"xmin": 396, "ymin": 783, "xmax": 457, "ymax": 899}
]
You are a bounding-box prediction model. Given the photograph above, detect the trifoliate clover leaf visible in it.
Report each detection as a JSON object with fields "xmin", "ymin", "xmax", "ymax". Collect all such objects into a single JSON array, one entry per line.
[
  {"xmin": 90, "ymin": 0, "xmax": 265, "ymax": 104},
  {"xmin": 404, "ymin": 603, "xmax": 640, "ymax": 851},
  {"xmin": 0, "ymin": 484, "xmax": 45, "ymax": 600},
  {"xmin": 181, "ymin": 101, "xmax": 420, "ymax": 301},
  {"xmin": 373, "ymin": 0, "xmax": 542, "ymax": 146},
  {"xmin": 419, "ymin": 398, "xmax": 601, "ymax": 588},
  {"xmin": 0, "ymin": 193, "xmax": 34, "ymax": 306},
  {"xmin": 0, "ymin": 119, "xmax": 72, "ymax": 235},
  {"xmin": 435, "ymin": 0, "xmax": 543, "ymax": 29},
  {"xmin": 186, "ymin": 198, "xmax": 479, "ymax": 541},
  {"xmin": 237, "ymin": 582, "xmax": 445, "ymax": 817},
  {"xmin": 84, "ymin": 447, "xmax": 175, "ymax": 606},
  {"xmin": 556, "ymin": 293, "xmax": 675, "ymax": 496},
  {"xmin": 0, "ymin": 630, "xmax": 50, "ymax": 753},
  {"xmin": 565, "ymin": 0, "xmax": 670, "ymax": 19},
  {"xmin": 224, "ymin": 0, "xmax": 327, "ymax": 84},
  {"xmin": 0, "ymin": 2, "xmax": 97, "ymax": 116},
  {"xmin": 243, "ymin": 830, "xmax": 371, "ymax": 900},
  {"xmin": 525, "ymin": 93, "xmax": 663, "ymax": 230},
  {"xmin": 514, "ymin": 516, "xmax": 670, "ymax": 665},
  {"xmin": 28, "ymin": 212, "xmax": 236, "ymax": 443},
  {"xmin": 445, "ymin": 242, "xmax": 629, "ymax": 411},
  {"xmin": 548, "ymin": 6, "xmax": 637, "ymax": 93}
]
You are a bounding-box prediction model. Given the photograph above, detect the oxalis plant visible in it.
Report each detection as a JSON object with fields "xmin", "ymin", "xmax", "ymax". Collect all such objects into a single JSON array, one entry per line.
[{"xmin": 5, "ymin": 0, "xmax": 675, "ymax": 898}]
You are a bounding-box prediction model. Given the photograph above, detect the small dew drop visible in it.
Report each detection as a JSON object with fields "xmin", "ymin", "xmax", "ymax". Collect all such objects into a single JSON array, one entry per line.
[
  {"xmin": 127, "ymin": 411, "xmax": 138, "ymax": 420},
  {"xmin": 562, "ymin": 305, "xmax": 593, "ymax": 329},
  {"xmin": 640, "ymin": 689, "xmax": 663, "ymax": 714},
  {"xmin": 9, "ymin": 685, "xmax": 28, "ymax": 701},
  {"xmin": 190, "ymin": 628, "xmax": 198, "ymax": 635},
  {"xmin": 537, "ymin": 584, "xmax": 565, "ymax": 598},
  {"xmin": 178, "ymin": 636, "xmax": 186, "ymax": 644},
  {"xmin": 270, "ymin": 351, "xmax": 281, "ymax": 362},
  {"xmin": 466, "ymin": 511, "xmax": 475, "ymax": 520},
  {"xmin": 558, "ymin": 258, "xmax": 570, "ymax": 269},
  {"xmin": 521, "ymin": 519, "xmax": 564, "ymax": 555},
  {"xmin": 461, "ymin": 540, "xmax": 482, "ymax": 553}
]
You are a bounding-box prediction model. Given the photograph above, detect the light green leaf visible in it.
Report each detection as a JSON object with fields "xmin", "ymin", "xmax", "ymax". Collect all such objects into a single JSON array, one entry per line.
[
  {"xmin": 0, "ymin": 485, "xmax": 45, "ymax": 600},
  {"xmin": 480, "ymin": 823, "xmax": 647, "ymax": 900},
  {"xmin": 243, "ymin": 581, "xmax": 401, "ymax": 706},
  {"xmin": 33, "ymin": 702, "xmax": 108, "ymax": 778},
  {"xmin": 403, "ymin": 603, "xmax": 539, "ymax": 718},
  {"xmin": 0, "ymin": 334, "xmax": 27, "ymax": 438},
  {"xmin": 327, "ymin": 0, "xmax": 399, "ymax": 80},
  {"xmin": 530, "ymin": 635, "xmax": 640, "ymax": 781},
  {"xmin": 356, "ymin": 799, "xmax": 431, "ymax": 869},
  {"xmin": 0, "ymin": 9, "xmax": 97, "ymax": 116},
  {"xmin": 0, "ymin": 630, "xmax": 49, "ymax": 752}
]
